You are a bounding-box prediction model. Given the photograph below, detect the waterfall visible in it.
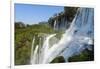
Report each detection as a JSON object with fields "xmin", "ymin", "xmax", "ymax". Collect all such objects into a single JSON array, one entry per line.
[
  {"xmin": 30, "ymin": 8, "xmax": 94, "ymax": 64},
  {"xmin": 30, "ymin": 37, "xmax": 35, "ymax": 64},
  {"xmin": 42, "ymin": 34, "xmax": 56, "ymax": 63},
  {"xmin": 54, "ymin": 20, "xmax": 57, "ymax": 30},
  {"xmin": 31, "ymin": 45, "xmax": 39, "ymax": 64}
]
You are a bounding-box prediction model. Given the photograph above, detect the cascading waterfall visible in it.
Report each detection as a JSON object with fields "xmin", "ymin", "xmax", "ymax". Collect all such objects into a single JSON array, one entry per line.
[
  {"xmin": 31, "ymin": 45, "xmax": 39, "ymax": 64},
  {"xmin": 30, "ymin": 8, "xmax": 94, "ymax": 64},
  {"xmin": 42, "ymin": 34, "xmax": 56, "ymax": 63},
  {"xmin": 54, "ymin": 20, "xmax": 57, "ymax": 30},
  {"xmin": 30, "ymin": 37, "xmax": 35, "ymax": 64}
]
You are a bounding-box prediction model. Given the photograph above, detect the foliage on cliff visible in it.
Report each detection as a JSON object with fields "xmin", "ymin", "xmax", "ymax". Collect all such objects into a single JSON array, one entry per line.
[
  {"xmin": 15, "ymin": 22, "xmax": 55, "ymax": 65},
  {"xmin": 68, "ymin": 47, "xmax": 94, "ymax": 62},
  {"xmin": 48, "ymin": 7, "xmax": 78, "ymax": 28}
]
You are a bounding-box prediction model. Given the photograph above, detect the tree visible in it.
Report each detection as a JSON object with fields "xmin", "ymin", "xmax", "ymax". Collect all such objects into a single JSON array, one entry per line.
[
  {"xmin": 64, "ymin": 7, "xmax": 78, "ymax": 21},
  {"xmin": 15, "ymin": 22, "xmax": 26, "ymax": 29}
]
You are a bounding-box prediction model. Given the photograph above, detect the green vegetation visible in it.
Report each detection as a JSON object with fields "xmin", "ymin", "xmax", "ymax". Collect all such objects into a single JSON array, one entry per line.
[
  {"xmin": 15, "ymin": 22, "xmax": 94, "ymax": 65},
  {"xmin": 64, "ymin": 7, "xmax": 78, "ymax": 21},
  {"xmin": 15, "ymin": 7, "xmax": 94, "ymax": 65},
  {"xmin": 15, "ymin": 22, "xmax": 56, "ymax": 65},
  {"xmin": 48, "ymin": 7, "xmax": 78, "ymax": 29},
  {"xmin": 50, "ymin": 56, "xmax": 65, "ymax": 63},
  {"xmin": 68, "ymin": 48, "xmax": 94, "ymax": 62}
]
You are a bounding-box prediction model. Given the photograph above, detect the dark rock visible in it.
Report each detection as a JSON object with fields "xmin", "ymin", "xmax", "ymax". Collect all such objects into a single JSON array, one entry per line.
[{"xmin": 50, "ymin": 56, "xmax": 65, "ymax": 63}]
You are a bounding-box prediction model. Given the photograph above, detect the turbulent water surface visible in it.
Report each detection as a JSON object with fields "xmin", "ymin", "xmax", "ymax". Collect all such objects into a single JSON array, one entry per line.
[{"xmin": 30, "ymin": 8, "xmax": 94, "ymax": 64}]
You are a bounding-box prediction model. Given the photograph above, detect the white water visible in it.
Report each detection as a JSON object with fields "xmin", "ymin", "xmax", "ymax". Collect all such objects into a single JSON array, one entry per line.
[
  {"xmin": 30, "ymin": 8, "xmax": 94, "ymax": 64},
  {"xmin": 54, "ymin": 20, "xmax": 57, "ymax": 30},
  {"xmin": 30, "ymin": 37, "xmax": 35, "ymax": 64},
  {"xmin": 31, "ymin": 45, "xmax": 39, "ymax": 64}
]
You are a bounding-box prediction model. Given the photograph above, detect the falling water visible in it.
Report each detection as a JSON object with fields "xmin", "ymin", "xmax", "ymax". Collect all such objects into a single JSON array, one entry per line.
[
  {"xmin": 30, "ymin": 8, "xmax": 94, "ymax": 64},
  {"xmin": 31, "ymin": 45, "xmax": 39, "ymax": 64},
  {"xmin": 54, "ymin": 20, "xmax": 57, "ymax": 30},
  {"xmin": 30, "ymin": 37, "xmax": 35, "ymax": 64},
  {"xmin": 42, "ymin": 34, "xmax": 56, "ymax": 63}
]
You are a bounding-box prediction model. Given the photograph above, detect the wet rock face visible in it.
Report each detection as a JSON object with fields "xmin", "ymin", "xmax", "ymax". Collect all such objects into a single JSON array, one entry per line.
[
  {"xmin": 50, "ymin": 56, "xmax": 65, "ymax": 63},
  {"xmin": 48, "ymin": 7, "xmax": 78, "ymax": 31}
]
